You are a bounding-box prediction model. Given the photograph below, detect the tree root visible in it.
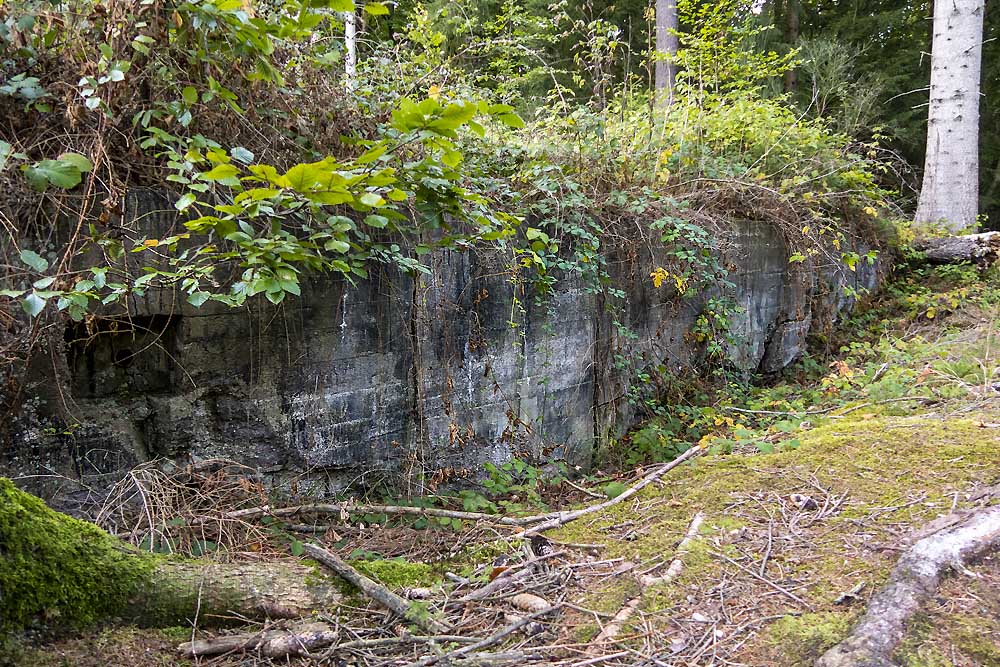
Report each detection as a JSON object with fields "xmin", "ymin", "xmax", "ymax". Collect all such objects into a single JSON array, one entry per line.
[{"xmin": 815, "ymin": 504, "xmax": 1000, "ymax": 667}]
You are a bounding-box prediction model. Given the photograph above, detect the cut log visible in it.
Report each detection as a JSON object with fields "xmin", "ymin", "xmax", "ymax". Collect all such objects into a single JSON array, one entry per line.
[
  {"xmin": 0, "ymin": 478, "xmax": 339, "ymax": 635},
  {"xmin": 815, "ymin": 504, "xmax": 1000, "ymax": 667},
  {"xmin": 916, "ymin": 231, "xmax": 1000, "ymax": 265}
]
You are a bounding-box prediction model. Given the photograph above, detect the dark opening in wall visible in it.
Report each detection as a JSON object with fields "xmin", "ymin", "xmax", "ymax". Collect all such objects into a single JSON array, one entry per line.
[{"xmin": 65, "ymin": 314, "xmax": 180, "ymax": 398}]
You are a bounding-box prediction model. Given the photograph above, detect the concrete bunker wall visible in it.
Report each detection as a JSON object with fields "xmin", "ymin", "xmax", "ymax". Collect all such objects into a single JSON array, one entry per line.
[{"xmin": 2, "ymin": 190, "xmax": 880, "ymax": 505}]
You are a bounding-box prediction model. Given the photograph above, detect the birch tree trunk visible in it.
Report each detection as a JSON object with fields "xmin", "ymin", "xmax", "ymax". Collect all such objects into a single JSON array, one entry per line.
[
  {"xmin": 344, "ymin": 9, "xmax": 357, "ymax": 92},
  {"xmin": 655, "ymin": 0, "xmax": 679, "ymax": 107},
  {"xmin": 915, "ymin": 0, "xmax": 985, "ymax": 232}
]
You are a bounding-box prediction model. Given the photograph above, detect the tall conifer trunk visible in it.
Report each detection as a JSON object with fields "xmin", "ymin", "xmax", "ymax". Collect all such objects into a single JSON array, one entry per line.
[{"xmin": 916, "ymin": 0, "xmax": 985, "ymax": 231}]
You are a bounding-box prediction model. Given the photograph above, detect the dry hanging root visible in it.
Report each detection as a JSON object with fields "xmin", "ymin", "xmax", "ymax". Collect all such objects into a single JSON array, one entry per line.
[{"xmin": 816, "ymin": 504, "xmax": 1000, "ymax": 667}]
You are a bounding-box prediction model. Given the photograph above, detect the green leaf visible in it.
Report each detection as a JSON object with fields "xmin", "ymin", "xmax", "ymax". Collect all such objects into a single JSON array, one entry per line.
[
  {"xmin": 0, "ymin": 289, "xmax": 26, "ymax": 298},
  {"xmin": 23, "ymin": 159, "xmax": 84, "ymax": 190},
  {"xmin": 182, "ymin": 86, "xmax": 198, "ymax": 105},
  {"xmin": 200, "ymin": 163, "xmax": 240, "ymax": 182},
  {"xmin": 358, "ymin": 192, "xmax": 384, "ymax": 207},
  {"xmin": 602, "ymin": 481, "xmax": 627, "ymax": 499},
  {"xmin": 363, "ymin": 1, "xmax": 389, "ymax": 15},
  {"xmin": 187, "ymin": 291, "xmax": 211, "ymax": 307},
  {"xmin": 324, "ymin": 239, "xmax": 350, "ymax": 253},
  {"xmin": 20, "ymin": 249, "xmax": 48, "ymax": 272},
  {"xmin": 22, "ymin": 293, "xmax": 46, "ymax": 317},
  {"xmin": 231, "ymin": 146, "xmax": 254, "ymax": 164},
  {"xmin": 364, "ymin": 214, "xmax": 388, "ymax": 228},
  {"xmin": 290, "ymin": 539, "xmax": 304, "ymax": 557},
  {"xmin": 175, "ymin": 193, "xmax": 198, "ymax": 211},
  {"xmin": 57, "ymin": 152, "xmax": 93, "ymax": 173},
  {"xmin": 33, "ymin": 276, "xmax": 56, "ymax": 289},
  {"xmin": 0, "ymin": 140, "xmax": 11, "ymax": 171}
]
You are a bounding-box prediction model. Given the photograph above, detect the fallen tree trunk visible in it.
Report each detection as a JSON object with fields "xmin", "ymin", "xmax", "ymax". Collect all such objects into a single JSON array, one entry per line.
[
  {"xmin": 815, "ymin": 504, "xmax": 1000, "ymax": 667},
  {"xmin": 0, "ymin": 478, "xmax": 339, "ymax": 635},
  {"xmin": 916, "ymin": 231, "xmax": 1000, "ymax": 265}
]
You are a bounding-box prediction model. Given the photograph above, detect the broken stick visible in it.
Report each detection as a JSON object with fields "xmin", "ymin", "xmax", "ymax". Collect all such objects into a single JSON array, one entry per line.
[{"xmin": 303, "ymin": 543, "xmax": 450, "ymax": 634}]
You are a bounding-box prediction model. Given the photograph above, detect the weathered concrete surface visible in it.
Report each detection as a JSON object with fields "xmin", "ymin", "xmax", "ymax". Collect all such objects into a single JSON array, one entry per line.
[{"xmin": 2, "ymin": 191, "xmax": 881, "ymax": 506}]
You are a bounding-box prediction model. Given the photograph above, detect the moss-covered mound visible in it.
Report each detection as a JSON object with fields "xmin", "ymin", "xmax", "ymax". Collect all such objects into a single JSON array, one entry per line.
[{"xmin": 0, "ymin": 478, "xmax": 154, "ymax": 635}]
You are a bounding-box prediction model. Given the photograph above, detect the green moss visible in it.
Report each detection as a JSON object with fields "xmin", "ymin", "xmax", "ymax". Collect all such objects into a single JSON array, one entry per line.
[
  {"xmin": 548, "ymin": 410, "xmax": 1000, "ymax": 658},
  {"xmin": 953, "ymin": 623, "xmax": 1000, "ymax": 664},
  {"xmin": 158, "ymin": 625, "xmax": 192, "ymax": 642},
  {"xmin": 0, "ymin": 478, "xmax": 157, "ymax": 635},
  {"xmin": 765, "ymin": 612, "xmax": 852, "ymax": 666},
  {"xmin": 893, "ymin": 614, "xmax": 953, "ymax": 667},
  {"xmin": 352, "ymin": 558, "xmax": 439, "ymax": 589}
]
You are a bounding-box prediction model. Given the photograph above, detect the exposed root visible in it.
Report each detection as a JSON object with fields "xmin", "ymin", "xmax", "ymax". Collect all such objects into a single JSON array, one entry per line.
[{"xmin": 816, "ymin": 504, "xmax": 1000, "ymax": 667}]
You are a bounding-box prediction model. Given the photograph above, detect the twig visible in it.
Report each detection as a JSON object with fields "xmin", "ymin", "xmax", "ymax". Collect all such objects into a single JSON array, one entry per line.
[
  {"xmin": 711, "ymin": 550, "xmax": 813, "ymax": 609},
  {"xmin": 401, "ymin": 605, "xmax": 560, "ymax": 667},
  {"xmin": 303, "ymin": 543, "xmax": 450, "ymax": 633},
  {"xmin": 513, "ymin": 445, "xmax": 704, "ymax": 539},
  {"xmin": 225, "ymin": 503, "xmax": 536, "ymax": 526},
  {"xmin": 723, "ymin": 396, "xmax": 935, "ymax": 418}
]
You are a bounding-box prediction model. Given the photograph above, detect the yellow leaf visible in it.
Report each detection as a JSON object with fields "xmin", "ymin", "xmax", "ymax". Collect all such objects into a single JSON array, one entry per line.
[
  {"xmin": 428, "ymin": 85, "xmax": 441, "ymax": 100},
  {"xmin": 925, "ymin": 307, "xmax": 936, "ymax": 319},
  {"xmin": 143, "ymin": 239, "xmax": 159, "ymax": 247},
  {"xmin": 801, "ymin": 225, "xmax": 810, "ymax": 235}
]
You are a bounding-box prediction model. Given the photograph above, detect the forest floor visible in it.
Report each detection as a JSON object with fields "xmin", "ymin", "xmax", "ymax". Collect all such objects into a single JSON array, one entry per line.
[{"xmin": 15, "ymin": 263, "xmax": 1000, "ymax": 667}]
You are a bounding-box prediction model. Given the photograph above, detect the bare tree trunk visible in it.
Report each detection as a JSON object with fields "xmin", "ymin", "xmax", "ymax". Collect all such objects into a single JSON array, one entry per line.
[
  {"xmin": 345, "ymin": 9, "xmax": 357, "ymax": 92},
  {"xmin": 783, "ymin": 0, "xmax": 800, "ymax": 93},
  {"xmin": 655, "ymin": 0, "xmax": 679, "ymax": 107},
  {"xmin": 915, "ymin": 0, "xmax": 985, "ymax": 232}
]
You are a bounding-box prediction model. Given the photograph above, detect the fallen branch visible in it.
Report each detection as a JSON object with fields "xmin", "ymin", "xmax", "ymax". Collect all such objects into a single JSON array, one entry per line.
[
  {"xmin": 816, "ymin": 504, "xmax": 1000, "ymax": 667},
  {"xmin": 1, "ymin": 479, "xmax": 341, "ymax": 634},
  {"xmin": 453, "ymin": 552, "xmax": 564, "ymax": 603},
  {"xmin": 303, "ymin": 543, "xmax": 450, "ymax": 634},
  {"xmin": 513, "ymin": 445, "xmax": 705, "ymax": 539},
  {"xmin": 588, "ymin": 513, "xmax": 704, "ymax": 651},
  {"xmin": 180, "ymin": 628, "xmax": 478, "ymax": 658},
  {"xmin": 179, "ymin": 622, "xmax": 339, "ymax": 657},
  {"xmin": 916, "ymin": 231, "xmax": 1000, "ymax": 266},
  {"xmin": 225, "ymin": 503, "xmax": 536, "ymax": 526}
]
